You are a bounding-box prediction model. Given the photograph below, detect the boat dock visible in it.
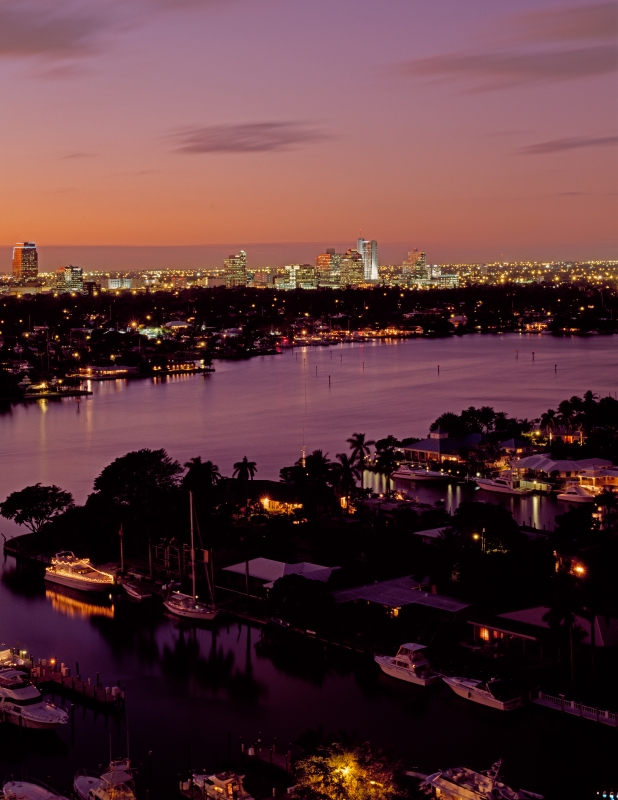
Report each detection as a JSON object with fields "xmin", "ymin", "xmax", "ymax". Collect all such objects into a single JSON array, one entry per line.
[
  {"xmin": 531, "ymin": 690, "xmax": 618, "ymax": 727},
  {"xmin": 18, "ymin": 655, "xmax": 125, "ymax": 710}
]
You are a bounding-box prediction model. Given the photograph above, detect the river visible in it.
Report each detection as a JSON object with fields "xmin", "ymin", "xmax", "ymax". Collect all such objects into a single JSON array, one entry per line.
[{"xmin": 1, "ymin": 334, "xmax": 617, "ymax": 798}]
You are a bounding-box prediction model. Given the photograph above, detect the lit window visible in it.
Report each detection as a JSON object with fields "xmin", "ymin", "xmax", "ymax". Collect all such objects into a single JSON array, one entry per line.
[{"xmin": 479, "ymin": 627, "xmax": 490, "ymax": 641}]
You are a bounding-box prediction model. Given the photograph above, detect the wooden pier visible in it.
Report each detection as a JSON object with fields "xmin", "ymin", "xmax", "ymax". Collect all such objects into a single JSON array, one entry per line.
[
  {"xmin": 27, "ymin": 658, "xmax": 125, "ymax": 710},
  {"xmin": 531, "ymin": 690, "xmax": 618, "ymax": 728}
]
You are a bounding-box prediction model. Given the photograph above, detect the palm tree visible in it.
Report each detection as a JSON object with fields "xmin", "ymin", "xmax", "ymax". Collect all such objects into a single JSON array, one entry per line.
[
  {"xmin": 333, "ymin": 453, "xmax": 360, "ymax": 508},
  {"xmin": 183, "ymin": 457, "xmax": 222, "ymax": 490},
  {"xmin": 374, "ymin": 448, "xmax": 400, "ymax": 494},
  {"xmin": 347, "ymin": 432, "xmax": 374, "ymax": 491},
  {"xmin": 233, "ymin": 456, "xmax": 257, "ymax": 482}
]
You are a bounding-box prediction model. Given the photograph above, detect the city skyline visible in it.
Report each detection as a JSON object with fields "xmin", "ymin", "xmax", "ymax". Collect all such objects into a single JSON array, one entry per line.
[{"xmin": 0, "ymin": 0, "xmax": 615, "ymax": 259}]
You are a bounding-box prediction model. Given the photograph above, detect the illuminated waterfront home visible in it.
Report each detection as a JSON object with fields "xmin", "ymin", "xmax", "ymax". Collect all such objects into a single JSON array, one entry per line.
[{"xmin": 45, "ymin": 552, "xmax": 115, "ymax": 593}]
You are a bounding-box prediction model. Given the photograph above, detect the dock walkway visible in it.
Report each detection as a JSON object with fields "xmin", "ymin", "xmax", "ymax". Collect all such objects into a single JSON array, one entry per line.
[{"xmin": 531, "ymin": 690, "xmax": 617, "ymax": 727}]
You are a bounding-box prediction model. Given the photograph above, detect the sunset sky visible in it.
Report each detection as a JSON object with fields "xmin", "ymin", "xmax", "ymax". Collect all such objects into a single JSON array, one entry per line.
[{"xmin": 0, "ymin": 0, "xmax": 616, "ymax": 265}]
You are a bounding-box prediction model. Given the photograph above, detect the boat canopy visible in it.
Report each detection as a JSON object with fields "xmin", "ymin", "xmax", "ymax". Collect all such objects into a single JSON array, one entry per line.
[{"xmin": 399, "ymin": 643, "xmax": 427, "ymax": 652}]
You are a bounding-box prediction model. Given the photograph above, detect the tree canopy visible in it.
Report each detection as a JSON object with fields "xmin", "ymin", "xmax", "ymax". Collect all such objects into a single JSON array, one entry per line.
[
  {"xmin": 0, "ymin": 484, "xmax": 74, "ymax": 533},
  {"xmin": 88, "ymin": 448, "xmax": 183, "ymax": 509}
]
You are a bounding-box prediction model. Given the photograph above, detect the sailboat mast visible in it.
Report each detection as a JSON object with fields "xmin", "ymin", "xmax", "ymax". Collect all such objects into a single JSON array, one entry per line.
[{"xmin": 190, "ymin": 491, "xmax": 196, "ymax": 601}]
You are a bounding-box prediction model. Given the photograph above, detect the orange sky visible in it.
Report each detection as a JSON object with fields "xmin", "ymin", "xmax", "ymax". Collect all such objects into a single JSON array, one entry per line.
[{"xmin": 0, "ymin": 0, "xmax": 616, "ymax": 262}]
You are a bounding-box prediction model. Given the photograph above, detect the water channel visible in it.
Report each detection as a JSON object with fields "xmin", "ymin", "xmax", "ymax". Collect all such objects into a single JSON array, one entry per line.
[{"xmin": 1, "ymin": 334, "xmax": 617, "ymax": 798}]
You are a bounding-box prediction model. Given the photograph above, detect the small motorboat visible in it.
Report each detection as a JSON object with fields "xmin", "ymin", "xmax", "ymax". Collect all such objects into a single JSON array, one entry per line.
[
  {"xmin": 74, "ymin": 759, "xmax": 135, "ymax": 800},
  {"xmin": 442, "ymin": 676, "xmax": 523, "ymax": 711},
  {"xmin": 122, "ymin": 582, "xmax": 153, "ymax": 601},
  {"xmin": 391, "ymin": 467, "xmax": 450, "ymax": 482},
  {"xmin": 186, "ymin": 772, "xmax": 254, "ymax": 800},
  {"xmin": 419, "ymin": 760, "xmax": 543, "ymax": 799},
  {"xmin": 374, "ymin": 643, "xmax": 440, "ymax": 686},
  {"xmin": 475, "ymin": 477, "xmax": 531, "ymax": 496},
  {"xmin": 3, "ymin": 779, "xmax": 70, "ymax": 800},
  {"xmin": 556, "ymin": 485, "xmax": 596, "ymax": 503}
]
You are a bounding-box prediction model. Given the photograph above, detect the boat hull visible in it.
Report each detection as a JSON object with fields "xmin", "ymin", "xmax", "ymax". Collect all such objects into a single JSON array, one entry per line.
[
  {"xmin": 123, "ymin": 583, "xmax": 152, "ymax": 600},
  {"xmin": 442, "ymin": 677, "xmax": 523, "ymax": 710},
  {"xmin": 0, "ymin": 709, "xmax": 68, "ymax": 730},
  {"xmin": 375, "ymin": 657, "xmax": 440, "ymax": 686},
  {"xmin": 163, "ymin": 599, "xmax": 218, "ymax": 621},
  {"xmin": 556, "ymin": 493, "xmax": 595, "ymax": 503},
  {"xmin": 393, "ymin": 471, "xmax": 449, "ymax": 482},
  {"xmin": 44, "ymin": 573, "xmax": 113, "ymax": 593},
  {"xmin": 475, "ymin": 480, "xmax": 531, "ymax": 496}
]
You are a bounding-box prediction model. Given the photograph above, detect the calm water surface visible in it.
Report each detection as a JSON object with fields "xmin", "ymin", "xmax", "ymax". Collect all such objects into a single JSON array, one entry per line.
[{"xmin": 1, "ymin": 335, "xmax": 618, "ymax": 798}]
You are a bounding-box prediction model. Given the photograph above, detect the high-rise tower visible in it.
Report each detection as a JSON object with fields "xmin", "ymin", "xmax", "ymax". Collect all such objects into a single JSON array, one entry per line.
[
  {"xmin": 357, "ymin": 238, "xmax": 378, "ymax": 280},
  {"xmin": 12, "ymin": 242, "xmax": 38, "ymax": 282},
  {"xmin": 224, "ymin": 250, "xmax": 247, "ymax": 287}
]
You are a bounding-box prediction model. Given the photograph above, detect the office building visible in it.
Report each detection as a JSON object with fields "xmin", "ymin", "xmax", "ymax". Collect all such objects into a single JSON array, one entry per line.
[
  {"xmin": 339, "ymin": 249, "xmax": 365, "ymax": 286},
  {"xmin": 105, "ymin": 277, "xmax": 133, "ymax": 290},
  {"xmin": 55, "ymin": 266, "xmax": 83, "ymax": 292},
  {"xmin": 316, "ymin": 248, "xmax": 342, "ymax": 287},
  {"xmin": 275, "ymin": 264, "xmax": 317, "ymax": 290},
  {"xmin": 12, "ymin": 242, "xmax": 38, "ymax": 282},
  {"xmin": 224, "ymin": 250, "xmax": 247, "ymax": 287},
  {"xmin": 357, "ymin": 238, "xmax": 378, "ymax": 281}
]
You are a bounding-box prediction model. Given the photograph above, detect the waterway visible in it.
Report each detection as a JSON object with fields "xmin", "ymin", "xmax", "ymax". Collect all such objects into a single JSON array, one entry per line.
[{"xmin": 1, "ymin": 334, "xmax": 618, "ymax": 798}]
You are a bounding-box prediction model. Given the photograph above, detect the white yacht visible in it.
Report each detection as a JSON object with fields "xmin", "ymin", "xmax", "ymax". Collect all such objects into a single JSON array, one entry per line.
[
  {"xmin": 45, "ymin": 552, "xmax": 115, "ymax": 593},
  {"xmin": 164, "ymin": 493, "xmax": 218, "ymax": 622},
  {"xmin": 442, "ymin": 676, "xmax": 524, "ymax": 711},
  {"xmin": 374, "ymin": 643, "xmax": 440, "ymax": 686},
  {"xmin": 3, "ymin": 779, "xmax": 70, "ymax": 800},
  {"xmin": 0, "ymin": 668, "xmax": 69, "ymax": 729},
  {"xmin": 391, "ymin": 467, "xmax": 449, "ymax": 482},
  {"xmin": 74, "ymin": 759, "xmax": 135, "ymax": 800},
  {"xmin": 189, "ymin": 772, "xmax": 254, "ymax": 800},
  {"xmin": 557, "ymin": 485, "xmax": 596, "ymax": 503},
  {"xmin": 475, "ymin": 477, "xmax": 531, "ymax": 496},
  {"xmin": 420, "ymin": 760, "xmax": 543, "ymax": 799}
]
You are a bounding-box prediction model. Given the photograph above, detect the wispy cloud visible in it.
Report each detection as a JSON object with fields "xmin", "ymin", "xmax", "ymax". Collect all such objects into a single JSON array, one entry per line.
[
  {"xmin": 63, "ymin": 151, "xmax": 97, "ymax": 159},
  {"xmin": 508, "ymin": 2, "xmax": 618, "ymax": 44},
  {"xmin": 170, "ymin": 122, "xmax": 329, "ymax": 154},
  {"xmin": 519, "ymin": 135, "xmax": 618, "ymax": 154},
  {"xmin": 397, "ymin": 2, "xmax": 618, "ymax": 90}
]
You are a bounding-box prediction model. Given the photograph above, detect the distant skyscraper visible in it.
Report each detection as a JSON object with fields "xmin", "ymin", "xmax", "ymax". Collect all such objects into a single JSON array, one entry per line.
[
  {"xmin": 402, "ymin": 249, "xmax": 428, "ymax": 284},
  {"xmin": 316, "ymin": 248, "xmax": 342, "ymax": 286},
  {"xmin": 340, "ymin": 249, "xmax": 365, "ymax": 286},
  {"xmin": 12, "ymin": 241, "xmax": 38, "ymax": 282},
  {"xmin": 224, "ymin": 250, "xmax": 247, "ymax": 287},
  {"xmin": 55, "ymin": 265, "xmax": 83, "ymax": 292},
  {"xmin": 357, "ymin": 238, "xmax": 378, "ymax": 280}
]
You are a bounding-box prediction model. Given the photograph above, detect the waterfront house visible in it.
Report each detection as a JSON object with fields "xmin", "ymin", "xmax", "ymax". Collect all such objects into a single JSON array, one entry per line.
[
  {"xmin": 333, "ymin": 576, "xmax": 470, "ymax": 618},
  {"xmin": 402, "ymin": 430, "xmax": 465, "ymax": 464},
  {"xmin": 511, "ymin": 454, "xmax": 612, "ymax": 490}
]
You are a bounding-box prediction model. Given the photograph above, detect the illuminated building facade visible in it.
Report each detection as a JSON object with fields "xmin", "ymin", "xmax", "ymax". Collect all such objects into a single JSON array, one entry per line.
[
  {"xmin": 12, "ymin": 241, "xmax": 38, "ymax": 282},
  {"xmin": 55, "ymin": 265, "xmax": 83, "ymax": 292},
  {"xmin": 357, "ymin": 238, "xmax": 378, "ymax": 280},
  {"xmin": 316, "ymin": 248, "xmax": 342, "ymax": 287},
  {"xmin": 224, "ymin": 250, "xmax": 247, "ymax": 287},
  {"xmin": 339, "ymin": 249, "xmax": 365, "ymax": 286}
]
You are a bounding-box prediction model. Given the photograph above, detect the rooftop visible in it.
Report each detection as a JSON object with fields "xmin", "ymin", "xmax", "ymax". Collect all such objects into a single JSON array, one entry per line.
[
  {"xmin": 223, "ymin": 557, "xmax": 338, "ymax": 589},
  {"xmin": 332, "ymin": 576, "xmax": 470, "ymax": 613}
]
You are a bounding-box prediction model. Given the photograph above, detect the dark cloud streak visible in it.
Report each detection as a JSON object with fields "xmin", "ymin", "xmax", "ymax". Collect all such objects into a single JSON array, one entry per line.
[
  {"xmin": 519, "ymin": 135, "xmax": 618, "ymax": 155},
  {"xmin": 170, "ymin": 122, "xmax": 329, "ymax": 154}
]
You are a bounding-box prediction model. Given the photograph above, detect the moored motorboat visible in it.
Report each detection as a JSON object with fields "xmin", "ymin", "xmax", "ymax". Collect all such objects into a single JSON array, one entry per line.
[
  {"xmin": 475, "ymin": 477, "xmax": 531, "ymax": 496},
  {"xmin": 3, "ymin": 779, "xmax": 70, "ymax": 800},
  {"xmin": 45, "ymin": 552, "xmax": 115, "ymax": 593},
  {"xmin": 374, "ymin": 643, "xmax": 440, "ymax": 686},
  {"xmin": 442, "ymin": 676, "xmax": 524, "ymax": 711},
  {"xmin": 122, "ymin": 582, "xmax": 153, "ymax": 601},
  {"xmin": 0, "ymin": 668, "xmax": 69, "ymax": 729},
  {"xmin": 420, "ymin": 760, "xmax": 543, "ymax": 799},
  {"xmin": 556, "ymin": 485, "xmax": 596, "ymax": 503},
  {"xmin": 187, "ymin": 772, "xmax": 254, "ymax": 800},
  {"xmin": 391, "ymin": 467, "xmax": 449, "ymax": 482},
  {"xmin": 74, "ymin": 759, "xmax": 135, "ymax": 800}
]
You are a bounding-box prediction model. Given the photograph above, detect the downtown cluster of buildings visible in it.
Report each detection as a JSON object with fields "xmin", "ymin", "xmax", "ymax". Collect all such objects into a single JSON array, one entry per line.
[{"xmin": 6, "ymin": 241, "xmax": 618, "ymax": 296}]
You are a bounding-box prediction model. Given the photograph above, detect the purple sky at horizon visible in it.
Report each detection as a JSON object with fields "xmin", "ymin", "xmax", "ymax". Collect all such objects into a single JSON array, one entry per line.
[{"xmin": 0, "ymin": 0, "xmax": 616, "ymax": 263}]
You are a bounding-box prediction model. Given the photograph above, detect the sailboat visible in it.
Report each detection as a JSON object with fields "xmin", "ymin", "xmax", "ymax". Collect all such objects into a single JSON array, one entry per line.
[{"xmin": 163, "ymin": 493, "xmax": 218, "ymax": 621}]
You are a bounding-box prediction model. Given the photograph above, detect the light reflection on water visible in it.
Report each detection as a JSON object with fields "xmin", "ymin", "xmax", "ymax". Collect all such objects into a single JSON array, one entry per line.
[{"xmin": 45, "ymin": 588, "xmax": 115, "ymax": 620}]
